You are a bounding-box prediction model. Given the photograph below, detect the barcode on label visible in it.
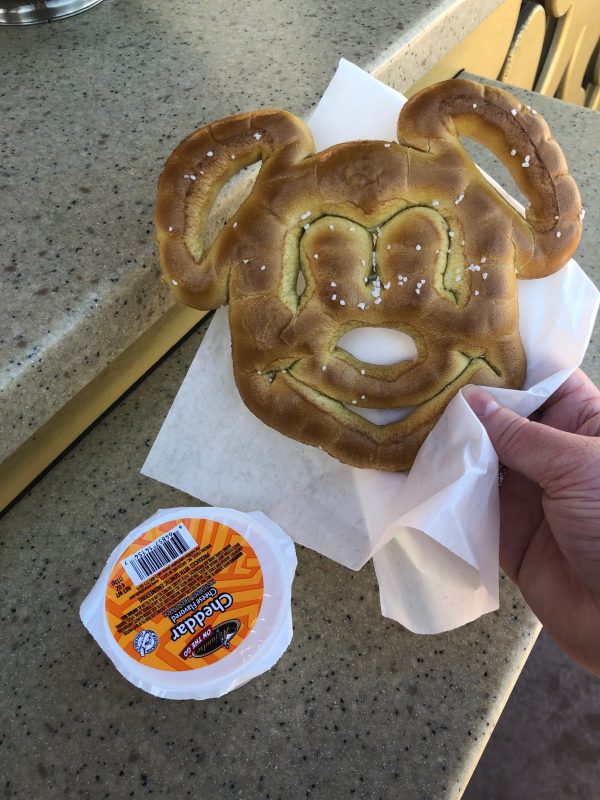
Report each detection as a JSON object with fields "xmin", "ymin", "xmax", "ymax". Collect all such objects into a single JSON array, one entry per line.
[{"xmin": 121, "ymin": 522, "xmax": 197, "ymax": 585}]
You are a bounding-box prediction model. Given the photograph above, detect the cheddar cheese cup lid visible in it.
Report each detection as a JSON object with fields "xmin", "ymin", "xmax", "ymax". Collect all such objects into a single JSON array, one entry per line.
[{"xmin": 80, "ymin": 508, "xmax": 297, "ymax": 700}]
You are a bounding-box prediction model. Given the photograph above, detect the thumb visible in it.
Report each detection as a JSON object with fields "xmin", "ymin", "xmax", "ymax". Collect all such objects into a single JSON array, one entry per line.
[{"xmin": 463, "ymin": 386, "xmax": 575, "ymax": 488}]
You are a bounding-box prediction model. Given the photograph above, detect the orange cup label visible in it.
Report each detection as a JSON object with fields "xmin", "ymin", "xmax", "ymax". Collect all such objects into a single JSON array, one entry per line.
[{"xmin": 105, "ymin": 517, "xmax": 264, "ymax": 671}]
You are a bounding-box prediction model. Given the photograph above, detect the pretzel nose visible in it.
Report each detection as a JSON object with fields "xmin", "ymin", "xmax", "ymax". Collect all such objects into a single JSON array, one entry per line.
[{"xmin": 336, "ymin": 326, "xmax": 418, "ymax": 365}]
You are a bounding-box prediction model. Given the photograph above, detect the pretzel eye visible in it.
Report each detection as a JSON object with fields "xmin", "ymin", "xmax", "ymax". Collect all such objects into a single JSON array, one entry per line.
[
  {"xmin": 298, "ymin": 216, "xmax": 372, "ymax": 305},
  {"xmin": 376, "ymin": 208, "xmax": 468, "ymax": 306}
]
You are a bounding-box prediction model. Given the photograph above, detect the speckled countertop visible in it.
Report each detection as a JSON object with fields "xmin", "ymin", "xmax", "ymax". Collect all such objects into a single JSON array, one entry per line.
[
  {"xmin": 0, "ymin": 0, "xmax": 505, "ymax": 463},
  {"xmin": 0, "ymin": 316, "xmax": 540, "ymax": 800}
]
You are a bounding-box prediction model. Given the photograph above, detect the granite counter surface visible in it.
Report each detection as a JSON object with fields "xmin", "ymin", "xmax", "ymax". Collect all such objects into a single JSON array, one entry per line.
[
  {"xmin": 0, "ymin": 0, "xmax": 504, "ymax": 462},
  {"xmin": 0, "ymin": 316, "xmax": 539, "ymax": 800}
]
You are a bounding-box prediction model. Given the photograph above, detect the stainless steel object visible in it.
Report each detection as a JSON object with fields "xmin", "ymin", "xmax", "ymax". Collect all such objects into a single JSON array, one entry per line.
[{"xmin": 0, "ymin": 0, "xmax": 105, "ymax": 24}]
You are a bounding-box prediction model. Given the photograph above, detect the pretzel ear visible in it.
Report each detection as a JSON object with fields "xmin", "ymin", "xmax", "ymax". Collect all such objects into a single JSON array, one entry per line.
[
  {"xmin": 398, "ymin": 79, "xmax": 582, "ymax": 278},
  {"xmin": 155, "ymin": 110, "xmax": 314, "ymax": 309}
]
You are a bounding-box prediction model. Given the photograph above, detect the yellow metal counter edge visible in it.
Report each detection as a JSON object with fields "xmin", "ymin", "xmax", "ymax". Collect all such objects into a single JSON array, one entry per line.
[{"xmin": 0, "ymin": 305, "xmax": 208, "ymax": 512}]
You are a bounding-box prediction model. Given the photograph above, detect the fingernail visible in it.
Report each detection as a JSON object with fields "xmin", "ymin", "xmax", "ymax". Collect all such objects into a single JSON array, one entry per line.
[{"xmin": 463, "ymin": 386, "xmax": 500, "ymax": 417}]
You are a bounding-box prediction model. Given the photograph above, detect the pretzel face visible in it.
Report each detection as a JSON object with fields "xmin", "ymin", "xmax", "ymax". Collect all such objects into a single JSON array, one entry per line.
[
  {"xmin": 155, "ymin": 80, "xmax": 582, "ymax": 470},
  {"xmin": 226, "ymin": 196, "xmax": 524, "ymax": 471}
]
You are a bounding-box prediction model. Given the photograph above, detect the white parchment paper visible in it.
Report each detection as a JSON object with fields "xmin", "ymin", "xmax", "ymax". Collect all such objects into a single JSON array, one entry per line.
[{"xmin": 143, "ymin": 59, "xmax": 599, "ymax": 633}]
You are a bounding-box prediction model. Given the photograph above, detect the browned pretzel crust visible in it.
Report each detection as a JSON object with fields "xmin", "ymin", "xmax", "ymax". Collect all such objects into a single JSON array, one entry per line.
[{"xmin": 155, "ymin": 79, "xmax": 582, "ymax": 471}]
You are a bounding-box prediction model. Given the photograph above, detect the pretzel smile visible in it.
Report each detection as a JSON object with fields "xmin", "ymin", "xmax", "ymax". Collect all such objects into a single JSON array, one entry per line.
[{"xmin": 275, "ymin": 351, "xmax": 498, "ymax": 423}]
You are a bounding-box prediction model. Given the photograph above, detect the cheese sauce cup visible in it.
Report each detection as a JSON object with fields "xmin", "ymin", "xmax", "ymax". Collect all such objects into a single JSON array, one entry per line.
[{"xmin": 80, "ymin": 507, "xmax": 297, "ymax": 700}]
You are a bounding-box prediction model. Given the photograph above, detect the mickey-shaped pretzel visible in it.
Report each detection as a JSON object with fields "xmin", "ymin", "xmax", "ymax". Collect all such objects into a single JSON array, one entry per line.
[{"xmin": 155, "ymin": 79, "xmax": 582, "ymax": 471}]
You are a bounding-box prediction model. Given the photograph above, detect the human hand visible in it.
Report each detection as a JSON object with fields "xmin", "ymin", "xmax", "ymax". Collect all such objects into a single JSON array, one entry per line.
[{"xmin": 464, "ymin": 369, "xmax": 600, "ymax": 676}]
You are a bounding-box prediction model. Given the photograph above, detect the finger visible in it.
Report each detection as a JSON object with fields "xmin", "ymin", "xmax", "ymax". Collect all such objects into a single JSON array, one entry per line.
[
  {"xmin": 498, "ymin": 470, "xmax": 543, "ymax": 582},
  {"xmin": 463, "ymin": 386, "xmax": 579, "ymax": 489},
  {"xmin": 537, "ymin": 370, "xmax": 600, "ymax": 435},
  {"xmin": 539, "ymin": 368, "xmax": 598, "ymax": 414}
]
